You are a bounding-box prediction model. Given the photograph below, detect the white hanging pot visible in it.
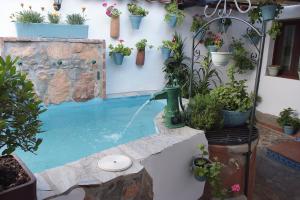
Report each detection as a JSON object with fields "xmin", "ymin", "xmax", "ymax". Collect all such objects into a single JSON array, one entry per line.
[{"xmin": 211, "ymin": 52, "xmax": 232, "ymax": 67}]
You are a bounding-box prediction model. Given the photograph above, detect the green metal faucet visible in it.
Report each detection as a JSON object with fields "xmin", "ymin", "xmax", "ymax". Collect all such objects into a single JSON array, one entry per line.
[{"xmin": 150, "ymin": 80, "xmax": 185, "ymax": 129}]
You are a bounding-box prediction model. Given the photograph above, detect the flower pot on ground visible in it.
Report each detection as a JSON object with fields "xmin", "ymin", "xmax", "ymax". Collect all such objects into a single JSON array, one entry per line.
[
  {"xmin": 135, "ymin": 39, "xmax": 152, "ymax": 66},
  {"xmin": 210, "ymin": 52, "xmax": 232, "ymax": 67},
  {"xmin": 106, "ymin": 6, "xmax": 122, "ymax": 38},
  {"xmin": 159, "ymin": 39, "xmax": 175, "ymax": 60},
  {"xmin": 192, "ymin": 157, "xmax": 211, "ymax": 181},
  {"xmin": 268, "ymin": 65, "xmax": 280, "ymax": 76},
  {"xmin": 164, "ymin": 2, "xmax": 185, "ymax": 28},
  {"xmin": 0, "ymin": 56, "xmax": 45, "ymax": 200},
  {"xmin": 128, "ymin": 3, "xmax": 149, "ymax": 30},
  {"xmin": 277, "ymin": 107, "xmax": 300, "ymax": 135},
  {"xmin": 211, "ymin": 65, "xmax": 254, "ymax": 127},
  {"xmin": 190, "ymin": 14, "xmax": 208, "ymax": 41},
  {"xmin": 204, "ymin": 32, "xmax": 223, "ymax": 53},
  {"xmin": 109, "ymin": 41, "xmax": 132, "ymax": 65}
]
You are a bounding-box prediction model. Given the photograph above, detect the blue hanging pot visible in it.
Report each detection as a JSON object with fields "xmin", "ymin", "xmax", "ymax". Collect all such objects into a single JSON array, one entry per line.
[
  {"xmin": 260, "ymin": 5, "xmax": 277, "ymax": 21},
  {"xmin": 167, "ymin": 14, "xmax": 177, "ymax": 28},
  {"xmin": 112, "ymin": 52, "xmax": 124, "ymax": 65},
  {"xmin": 283, "ymin": 125, "xmax": 295, "ymax": 135},
  {"xmin": 129, "ymin": 15, "xmax": 144, "ymax": 30},
  {"xmin": 161, "ymin": 47, "xmax": 171, "ymax": 60}
]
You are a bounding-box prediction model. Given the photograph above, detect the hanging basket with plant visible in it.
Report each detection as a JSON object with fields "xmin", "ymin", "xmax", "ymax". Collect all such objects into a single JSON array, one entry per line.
[
  {"xmin": 258, "ymin": 0, "xmax": 283, "ymax": 21},
  {"xmin": 159, "ymin": 39, "xmax": 175, "ymax": 60},
  {"xmin": 204, "ymin": 31, "xmax": 223, "ymax": 52},
  {"xmin": 164, "ymin": 1, "xmax": 185, "ymax": 28},
  {"xmin": 109, "ymin": 40, "xmax": 132, "ymax": 65},
  {"xmin": 127, "ymin": 3, "xmax": 149, "ymax": 30},
  {"xmin": 105, "ymin": 4, "xmax": 122, "ymax": 39},
  {"xmin": 190, "ymin": 14, "xmax": 208, "ymax": 41},
  {"xmin": 135, "ymin": 39, "xmax": 153, "ymax": 66}
]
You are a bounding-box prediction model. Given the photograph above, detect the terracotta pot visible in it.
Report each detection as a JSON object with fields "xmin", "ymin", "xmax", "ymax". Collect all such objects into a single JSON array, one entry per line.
[
  {"xmin": 0, "ymin": 155, "xmax": 36, "ymax": 200},
  {"xmin": 136, "ymin": 50, "xmax": 145, "ymax": 66},
  {"xmin": 110, "ymin": 16, "xmax": 120, "ymax": 39}
]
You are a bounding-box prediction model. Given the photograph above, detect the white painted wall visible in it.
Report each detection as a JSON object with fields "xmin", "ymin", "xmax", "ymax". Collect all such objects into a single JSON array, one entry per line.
[{"xmin": 1, "ymin": 0, "xmax": 300, "ymax": 116}]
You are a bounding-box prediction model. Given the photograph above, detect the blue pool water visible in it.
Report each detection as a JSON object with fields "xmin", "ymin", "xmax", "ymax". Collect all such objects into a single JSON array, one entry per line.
[{"xmin": 16, "ymin": 96, "xmax": 164, "ymax": 173}]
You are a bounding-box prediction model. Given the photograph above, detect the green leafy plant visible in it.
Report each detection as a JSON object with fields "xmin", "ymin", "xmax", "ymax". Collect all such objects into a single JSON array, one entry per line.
[
  {"xmin": 127, "ymin": 3, "xmax": 149, "ymax": 16},
  {"xmin": 0, "ymin": 56, "xmax": 45, "ymax": 155},
  {"xmin": 135, "ymin": 39, "xmax": 153, "ymax": 51},
  {"xmin": 160, "ymin": 40, "xmax": 176, "ymax": 50},
  {"xmin": 109, "ymin": 41, "xmax": 132, "ymax": 57},
  {"xmin": 48, "ymin": 12, "xmax": 60, "ymax": 24},
  {"xmin": 190, "ymin": 14, "xmax": 207, "ymax": 33},
  {"xmin": 267, "ymin": 21, "xmax": 283, "ymax": 40},
  {"xmin": 248, "ymin": 7, "xmax": 262, "ymax": 24},
  {"xmin": 277, "ymin": 108, "xmax": 300, "ymax": 128},
  {"xmin": 164, "ymin": 1, "xmax": 185, "ymax": 26},
  {"xmin": 12, "ymin": 10, "xmax": 44, "ymax": 23},
  {"xmin": 192, "ymin": 54, "xmax": 222, "ymax": 96},
  {"xmin": 66, "ymin": 13, "xmax": 86, "ymax": 25},
  {"xmin": 163, "ymin": 33, "xmax": 190, "ymax": 97},
  {"xmin": 204, "ymin": 31, "xmax": 223, "ymax": 49},
  {"xmin": 230, "ymin": 38, "xmax": 255, "ymax": 73},
  {"xmin": 185, "ymin": 94, "xmax": 223, "ymax": 131},
  {"xmin": 211, "ymin": 65, "xmax": 253, "ymax": 112}
]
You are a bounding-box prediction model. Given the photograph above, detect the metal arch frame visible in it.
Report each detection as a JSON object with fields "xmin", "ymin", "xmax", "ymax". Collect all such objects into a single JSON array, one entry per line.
[{"xmin": 189, "ymin": 16, "xmax": 267, "ymax": 196}]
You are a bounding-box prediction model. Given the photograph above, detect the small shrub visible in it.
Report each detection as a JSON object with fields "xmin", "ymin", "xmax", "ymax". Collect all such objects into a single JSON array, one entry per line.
[
  {"xmin": 66, "ymin": 13, "xmax": 86, "ymax": 25},
  {"xmin": 0, "ymin": 56, "xmax": 45, "ymax": 155},
  {"xmin": 135, "ymin": 39, "xmax": 152, "ymax": 51},
  {"xmin": 127, "ymin": 3, "xmax": 149, "ymax": 16},
  {"xmin": 48, "ymin": 12, "xmax": 60, "ymax": 24},
  {"xmin": 277, "ymin": 108, "xmax": 300, "ymax": 128},
  {"xmin": 164, "ymin": 1, "xmax": 185, "ymax": 26}
]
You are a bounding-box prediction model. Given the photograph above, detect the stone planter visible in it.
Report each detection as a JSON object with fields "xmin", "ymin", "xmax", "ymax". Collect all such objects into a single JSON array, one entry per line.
[
  {"xmin": 191, "ymin": 157, "xmax": 210, "ymax": 182},
  {"xmin": 112, "ymin": 52, "xmax": 124, "ymax": 65},
  {"xmin": 15, "ymin": 23, "xmax": 88, "ymax": 39},
  {"xmin": 211, "ymin": 52, "xmax": 232, "ymax": 67},
  {"xmin": 260, "ymin": 4, "xmax": 277, "ymax": 21},
  {"xmin": 136, "ymin": 50, "xmax": 145, "ymax": 66},
  {"xmin": 167, "ymin": 14, "xmax": 177, "ymax": 28},
  {"xmin": 268, "ymin": 65, "xmax": 280, "ymax": 76},
  {"xmin": 161, "ymin": 47, "xmax": 171, "ymax": 60},
  {"xmin": 222, "ymin": 109, "xmax": 252, "ymax": 127},
  {"xmin": 283, "ymin": 125, "xmax": 295, "ymax": 135},
  {"xmin": 206, "ymin": 45, "xmax": 218, "ymax": 53},
  {"xmin": 0, "ymin": 155, "xmax": 37, "ymax": 200},
  {"xmin": 129, "ymin": 15, "xmax": 144, "ymax": 30},
  {"xmin": 110, "ymin": 16, "xmax": 120, "ymax": 39}
]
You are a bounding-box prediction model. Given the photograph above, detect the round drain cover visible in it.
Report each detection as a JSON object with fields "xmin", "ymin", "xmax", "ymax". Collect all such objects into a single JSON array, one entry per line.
[{"xmin": 98, "ymin": 154, "xmax": 132, "ymax": 172}]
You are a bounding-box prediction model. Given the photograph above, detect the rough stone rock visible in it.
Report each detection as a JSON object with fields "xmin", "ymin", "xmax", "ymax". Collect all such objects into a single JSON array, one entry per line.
[
  {"xmin": 47, "ymin": 42, "xmax": 72, "ymax": 59},
  {"xmin": 47, "ymin": 69, "xmax": 71, "ymax": 104},
  {"xmin": 8, "ymin": 45, "xmax": 36, "ymax": 57},
  {"xmin": 73, "ymin": 72, "xmax": 95, "ymax": 102},
  {"xmin": 79, "ymin": 46, "xmax": 99, "ymax": 62}
]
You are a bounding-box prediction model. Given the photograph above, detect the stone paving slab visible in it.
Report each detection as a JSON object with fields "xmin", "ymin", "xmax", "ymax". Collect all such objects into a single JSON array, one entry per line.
[{"xmin": 268, "ymin": 141, "xmax": 300, "ymax": 163}]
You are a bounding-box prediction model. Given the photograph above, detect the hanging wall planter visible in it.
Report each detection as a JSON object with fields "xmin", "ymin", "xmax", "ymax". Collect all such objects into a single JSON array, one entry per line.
[
  {"xmin": 164, "ymin": 2, "xmax": 185, "ymax": 28},
  {"xmin": 211, "ymin": 52, "xmax": 232, "ymax": 67},
  {"xmin": 161, "ymin": 47, "xmax": 171, "ymax": 60},
  {"xmin": 260, "ymin": 4, "xmax": 277, "ymax": 21},
  {"xmin": 112, "ymin": 52, "xmax": 124, "ymax": 65},
  {"xmin": 190, "ymin": 14, "xmax": 208, "ymax": 41},
  {"xmin": 109, "ymin": 42, "xmax": 132, "ymax": 65},
  {"xmin": 110, "ymin": 16, "xmax": 120, "ymax": 39},
  {"xmin": 128, "ymin": 3, "xmax": 149, "ymax": 30},
  {"xmin": 135, "ymin": 39, "xmax": 152, "ymax": 66},
  {"xmin": 167, "ymin": 14, "xmax": 177, "ymax": 28}
]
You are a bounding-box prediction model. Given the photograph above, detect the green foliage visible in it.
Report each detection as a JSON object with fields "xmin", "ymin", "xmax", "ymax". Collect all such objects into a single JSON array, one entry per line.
[
  {"xmin": 164, "ymin": 1, "xmax": 185, "ymax": 26},
  {"xmin": 109, "ymin": 43, "xmax": 132, "ymax": 57},
  {"xmin": 0, "ymin": 56, "xmax": 45, "ymax": 155},
  {"xmin": 248, "ymin": 7, "xmax": 262, "ymax": 24},
  {"xmin": 192, "ymin": 54, "xmax": 222, "ymax": 96},
  {"xmin": 211, "ymin": 65, "xmax": 253, "ymax": 112},
  {"xmin": 230, "ymin": 38, "xmax": 255, "ymax": 73},
  {"xmin": 267, "ymin": 21, "xmax": 282, "ymax": 40},
  {"xmin": 66, "ymin": 13, "xmax": 86, "ymax": 25},
  {"xmin": 160, "ymin": 40, "xmax": 176, "ymax": 50},
  {"xmin": 13, "ymin": 10, "xmax": 45, "ymax": 23},
  {"xmin": 277, "ymin": 108, "xmax": 300, "ymax": 128},
  {"xmin": 185, "ymin": 94, "xmax": 223, "ymax": 131},
  {"xmin": 135, "ymin": 39, "xmax": 152, "ymax": 51},
  {"xmin": 127, "ymin": 3, "xmax": 149, "ymax": 16},
  {"xmin": 48, "ymin": 12, "xmax": 60, "ymax": 24},
  {"xmin": 163, "ymin": 33, "xmax": 190, "ymax": 97},
  {"xmin": 190, "ymin": 14, "xmax": 207, "ymax": 33}
]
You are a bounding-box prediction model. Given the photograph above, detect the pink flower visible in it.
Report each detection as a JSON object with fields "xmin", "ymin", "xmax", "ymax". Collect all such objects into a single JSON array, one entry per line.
[
  {"xmin": 102, "ymin": 2, "xmax": 107, "ymax": 7},
  {"xmin": 231, "ymin": 184, "xmax": 240, "ymax": 193},
  {"xmin": 119, "ymin": 39, "xmax": 124, "ymax": 43}
]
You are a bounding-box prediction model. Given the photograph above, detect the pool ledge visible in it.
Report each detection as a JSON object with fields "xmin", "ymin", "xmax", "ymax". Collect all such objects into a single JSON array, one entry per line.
[{"xmin": 36, "ymin": 112, "xmax": 206, "ymax": 199}]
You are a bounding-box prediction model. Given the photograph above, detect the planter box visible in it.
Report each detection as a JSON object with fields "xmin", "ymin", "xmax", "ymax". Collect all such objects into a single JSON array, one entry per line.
[
  {"xmin": 15, "ymin": 23, "xmax": 89, "ymax": 39},
  {"xmin": 0, "ymin": 155, "xmax": 36, "ymax": 200}
]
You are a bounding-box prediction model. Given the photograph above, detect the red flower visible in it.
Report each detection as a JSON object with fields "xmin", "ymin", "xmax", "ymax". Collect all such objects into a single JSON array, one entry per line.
[
  {"xmin": 102, "ymin": 2, "xmax": 107, "ymax": 7},
  {"xmin": 231, "ymin": 184, "xmax": 240, "ymax": 193}
]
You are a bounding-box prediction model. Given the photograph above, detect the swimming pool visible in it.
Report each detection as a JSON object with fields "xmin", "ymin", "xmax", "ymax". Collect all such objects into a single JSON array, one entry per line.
[{"xmin": 16, "ymin": 96, "xmax": 164, "ymax": 173}]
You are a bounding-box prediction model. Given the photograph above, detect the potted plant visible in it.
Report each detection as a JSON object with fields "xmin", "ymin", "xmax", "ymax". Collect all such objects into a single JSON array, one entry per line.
[
  {"xmin": 106, "ymin": 5, "xmax": 122, "ymax": 39},
  {"xmin": 268, "ymin": 64, "xmax": 280, "ymax": 76},
  {"xmin": 204, "ymin": 31, "xmax": 223, "ymax": 53},
  {"xmin": 211, "ymin": 65, "xmax": 253, "ymax": 127},
  {"xmin": 164, "ymin": 1, "xmax": 185, "ymax": 28},
  {"xmin": 0, "ymin": 56, "xmax": 45, "ymax": 200},
  {"xmin": 267, "ymin": 21, "xmax": 283, "ymax": 40},
  {"xmin": 277, "ymin": 108, "xmax": 300, "ymax": 135},
  {"xmin": 258, "ymin": 0, "xmax": 283, "ymax": 21},
  {"xmin": 109, "ymin": 40, "xmax": 132, "ymax": 65},
  {"xmin": 159, "ymin": 39, "xmax": 175, "ymax": 60},
  {"xmin": 127, "ymin": 3, "xmax": 149, "ymax": 30},
  {"xmin": 135, "ymin": 39, "xmax": 153, "ymax": 66},
  {"xmin": 11, "ymin": 4, "xmax": 89, "ymax": 39},
  {"xmin": 218, "ymin": 18, "xmax": 232, "ymax": 33},
  {"xmin": 190, "ymin": 14, "xmax": 208, "ymax": 41}
]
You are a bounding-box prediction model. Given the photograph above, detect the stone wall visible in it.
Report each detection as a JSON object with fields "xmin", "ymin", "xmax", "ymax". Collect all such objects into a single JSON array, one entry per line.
[{"xmin": 0, "ymin": 37, "xmax": 106, "ymax": 104}]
